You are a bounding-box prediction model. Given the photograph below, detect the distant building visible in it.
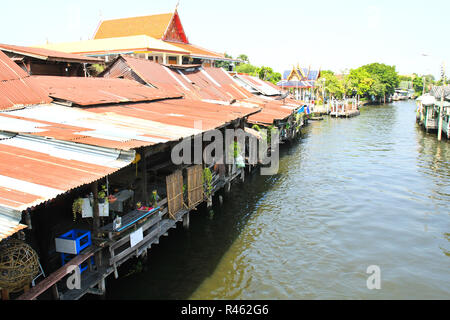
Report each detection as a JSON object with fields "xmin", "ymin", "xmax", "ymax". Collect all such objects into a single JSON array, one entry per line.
[
  {"xmin": 278, "ymin": 65, "xmax": 321, "ymax": 101},
  {"xmin": 35, "ymin": 9, "xmax": 235, "ymax": 67}
]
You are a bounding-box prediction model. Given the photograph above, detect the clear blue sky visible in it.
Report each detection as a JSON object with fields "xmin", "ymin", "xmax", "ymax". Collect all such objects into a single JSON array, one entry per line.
[{"xmin": 1, "ymin": 0, "xmax": 449, "ymax": 78}]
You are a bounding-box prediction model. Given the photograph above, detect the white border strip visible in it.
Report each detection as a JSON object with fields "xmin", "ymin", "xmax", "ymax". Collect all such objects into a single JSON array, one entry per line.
[
  {"xmin": 0, "ymin": 175, "xmax": 64, "ymax": 199},
  {"xmin": 163, "ymin": 66, "xmax": 190, "ymax": 91},
  {"xmin": 200, "ymin": 68, "xmax": 221, "ymax": 87}
]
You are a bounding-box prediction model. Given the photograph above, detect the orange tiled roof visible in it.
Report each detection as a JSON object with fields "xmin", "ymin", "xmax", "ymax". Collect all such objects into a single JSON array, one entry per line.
[{"xmin": 94, "ymin": 13, "xmax": 173, "ymax": 40}]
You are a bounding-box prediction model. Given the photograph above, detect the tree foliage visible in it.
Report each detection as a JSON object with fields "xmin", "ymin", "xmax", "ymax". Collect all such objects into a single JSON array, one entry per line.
[
  {"xmin": 320, "ymin": 63, "xmax": 400, "ymax": 101},
  {"xmin": 235, "ymin": 60, "xmax": 281, "ymax": 85},
  {"xmin": 215, "ymin": 53, "xmax": 233, "ymax": 69},
  {"xmin": 320, "ymin": 70, "xmax": 345, "ymax": 99}
]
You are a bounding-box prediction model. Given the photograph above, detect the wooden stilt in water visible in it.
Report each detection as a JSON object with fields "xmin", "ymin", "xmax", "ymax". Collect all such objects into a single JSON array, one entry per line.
[
  {"xmin": 207, "ymin": 196, "xmax": 212, "ymax": 208},
  {"xmin": 98, "ymin": 278, "xmax": 106, "ymax": 299},
  {"xmin": 183, "ymin": 213, "xmax": 190, "ymax": 229}
]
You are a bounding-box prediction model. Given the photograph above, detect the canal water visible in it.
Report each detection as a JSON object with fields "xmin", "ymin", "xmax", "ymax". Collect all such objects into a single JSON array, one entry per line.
[{"xmin": 106, "ymin": 100, "xmax": 449, "ymax": 300}]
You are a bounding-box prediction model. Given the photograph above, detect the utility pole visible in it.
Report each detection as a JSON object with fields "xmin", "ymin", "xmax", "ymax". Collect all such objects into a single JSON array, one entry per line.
[
  {"xmin": 422, "ymin": 76, "xmax": 425, "ymax": 96},
  {"xmin": 438, "ymin": 62, "xmax": 446, "ymax": 141}
]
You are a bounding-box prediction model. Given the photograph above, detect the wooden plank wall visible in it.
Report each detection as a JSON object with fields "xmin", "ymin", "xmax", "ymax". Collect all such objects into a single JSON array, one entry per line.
[
  {"xmin": 187, "ymin": 165, "xmax": 203, "ymax": 209},
  {"xmin": 166, "ymin": 170, "xmax": 184, "ymax": 219}
]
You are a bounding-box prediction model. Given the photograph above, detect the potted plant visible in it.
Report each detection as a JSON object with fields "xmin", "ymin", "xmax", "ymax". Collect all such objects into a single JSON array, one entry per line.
[
  {"xmin": 150, "ymin": 190, "xmax": 160, "ymax": 208},
  {"xmin": 72, "ymin": 198, "xmax": 84, "ymax": 221},
  {"xmin": 98, "ymin": 185, "xmax": 108, "ymax": 204}
]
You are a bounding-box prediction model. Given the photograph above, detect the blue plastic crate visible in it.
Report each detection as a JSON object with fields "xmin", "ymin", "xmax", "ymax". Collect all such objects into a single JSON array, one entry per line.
[{"xmin": 55, "ymin": 229, "xmax": 91, "ymax": 255}]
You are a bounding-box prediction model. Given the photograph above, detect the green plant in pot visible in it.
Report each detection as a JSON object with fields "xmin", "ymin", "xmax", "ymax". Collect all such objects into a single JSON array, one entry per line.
[
  {"xmin": 98, "ymin": 185, "xmax": 108, "ymax": 204},
  {"xmin": 72, "ymin": 198, "xmax": 84, "ymax": 221}
]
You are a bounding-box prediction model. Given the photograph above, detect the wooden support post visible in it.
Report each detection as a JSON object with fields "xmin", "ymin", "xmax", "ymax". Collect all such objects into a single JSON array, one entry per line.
[
  {"xmin": 219, "ymin": 195, "xmax": 223, "ymax": 206},
  {"xmin": 51, "ymin": 284, "xmax": 60, "ymax": 300},
  {"xmin": 241, "ymin": 169, "xmax": 245, "ymax": 182},
  {"xmin": 91, "ymin": 182, "xmax": 102, "ymax": 269},
  {"xmin": 183, "ymin": 212, "xmax": 190, "ymax": 229},
  {"xmin": 142, "ymin": 152, "xmax": 148, "ymax": 205},
  {"xmin": 438, "ymin": 89, "xmax": 444, "ymax": 141}
]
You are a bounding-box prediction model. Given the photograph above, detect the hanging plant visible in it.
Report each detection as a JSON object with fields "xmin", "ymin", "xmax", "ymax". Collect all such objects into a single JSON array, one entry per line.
[
  {"xmin": 203, "ymin": 167, "xmax": 213, "ymax": 198},
  {"xmin": 72, "ymin": 198, "xmax": 84, "ymax": 221}
]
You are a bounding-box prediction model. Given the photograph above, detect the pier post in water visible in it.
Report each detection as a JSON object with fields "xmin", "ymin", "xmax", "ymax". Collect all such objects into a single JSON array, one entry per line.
[{"xmin": 183, "ymin": 212, "xmax": 190, "ymax": 229}]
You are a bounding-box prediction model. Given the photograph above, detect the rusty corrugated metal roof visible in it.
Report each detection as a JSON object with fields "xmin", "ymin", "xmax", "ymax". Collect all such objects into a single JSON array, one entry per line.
[
  {"xmin": 0, "ymin": 98, "xmax": 259, "ymax": 151},
  {"xmin": 102, "ymin": 56, "xmax": 253, "ymax": 102},
  {"xmin": 100, "ymin": 56, "xmax": 298, "ymax": 125},
  {"xmin": 0, "ymin": 51, "xmax": 52, "ymax": 111},
  {"xmin": 32, "ymin": 75, "xmax": 181, "ymax": 106},
  {"xmin": 0, "ymin": 43, "xmax": 103, "ymax": 64},
  {"xmin": 233, "ymin": 73, "xmax": 281, "ymax": 96},
  {"xmin": 0, "ymin": 214, "xmax": 27, "ymax": 242},
  {"xmin": 0, "ymin": 131, "xmax": 135, "ymax": 213}
]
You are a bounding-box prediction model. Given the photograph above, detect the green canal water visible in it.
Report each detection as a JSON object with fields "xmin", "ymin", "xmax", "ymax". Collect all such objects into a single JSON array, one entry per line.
[{"xmin": 106, "ymin": 100, "xmax": 449, "ymax": 300}]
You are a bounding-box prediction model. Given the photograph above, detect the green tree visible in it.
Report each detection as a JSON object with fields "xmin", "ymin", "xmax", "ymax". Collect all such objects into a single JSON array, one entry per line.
[
  {"xmin": 320, "ymin": 70, "xmax": 345, "ymax": 99},
  {"xmin": 360, "ymin": 63, "xmax": 399, "ymax": 98},
  {"xmin": 215, "ymin": 53, "xmax": 233, "ymax": 69},
  {"xmin": 237, "ymin": 54, "xmax": 249, "ymax": 64},
  {"xmin": 347, "ymin": 68, "xmax": 374, "ymax": 97},
  {"xmin": 236, "ymin": 63, "xmax": 258, "ymax": 75},
  {"xmin": 413, "ymin": 76, "xmax": 424, "ymax": 95}
]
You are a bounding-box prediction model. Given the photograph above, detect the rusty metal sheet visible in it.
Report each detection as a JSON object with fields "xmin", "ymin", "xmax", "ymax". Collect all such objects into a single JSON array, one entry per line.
[
  {"xmin": 0, "ymin": 43, "xmax": 103, "ymax": 64},
  {"xmin": 32, "ymin": 75, "xmax": 181, "ymax": 106},
  {"xmin": 0, "ymin": 51, "xmax": 52, "ymax": 110},
  {"xmin": 0, "ymin": 214, "xmax": 27, "ymax": 242},
  {"xmin": 0, "ymin": 134, "xmax": 135, "ymax": 213}
]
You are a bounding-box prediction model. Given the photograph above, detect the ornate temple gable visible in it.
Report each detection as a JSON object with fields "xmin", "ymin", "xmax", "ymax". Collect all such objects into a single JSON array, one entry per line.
[
  {"xmin": 163, "ymin": 11, "xmax": 189, "ymax": 44},
  {"xmin": 287, "ymin": 65, "xmax": 303, "ymax": 81}
]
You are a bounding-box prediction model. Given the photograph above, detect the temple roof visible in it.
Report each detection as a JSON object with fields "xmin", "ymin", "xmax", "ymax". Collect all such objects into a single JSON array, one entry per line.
[{"xmin": 94, "ymin": 13, "xmax": 174, "ymax": 40}]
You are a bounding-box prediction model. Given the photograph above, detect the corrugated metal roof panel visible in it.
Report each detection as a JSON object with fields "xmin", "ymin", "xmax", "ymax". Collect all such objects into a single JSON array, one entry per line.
[
  {"xmin": 0, "ymin": 43, "xmax": 103, "ymax": 64},
  {"xmin": 233, "ymin": 73, "xmax": 281, "ymax": 96},
  {"xmin": 0, "ymin": 214, "xmax": 27, "ymax": 242},
  {"xmin": 101, "ymin": 56, "xmax": 254, "ymax": 103},
  {"xmin": 32, "ymin": 75, "xmax": 181, "ymax": 106},
  {"xmin": 0, "ymin": 99, "xmax": 259, "ymax": 151},
  {"xmin": 0, "ymin": 50, "xmax": 29, "ymax": 80},
  {"xmin": 0, "ymin": 133, "xmax": 135, "ymax": 212},
  {"xmin": 0, "ymin": 51, "xmax": 52, "ymax": 110}
]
